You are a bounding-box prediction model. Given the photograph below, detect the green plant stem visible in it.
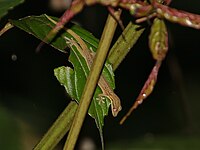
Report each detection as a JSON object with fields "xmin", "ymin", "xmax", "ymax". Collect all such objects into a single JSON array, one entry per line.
[
  {"xmin": 63, "ymin": 11, "xmax": 120, "ymax": 150},
  {"xmin": 108, "ymin": 22, "xmax": 145, "ymax": 70},
  {"xmin": 33, "ymin": 101, "xmax": 78, "ymax": 150}
]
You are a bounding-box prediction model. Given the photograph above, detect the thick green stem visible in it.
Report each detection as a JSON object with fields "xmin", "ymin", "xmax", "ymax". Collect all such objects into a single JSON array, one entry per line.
[
  {"xmin": 33, "ymin": 101, "xmax": 77, "ymax": 150},
  {"xmin": 63, "ymin": 11, "xmax": 120, "ymax": 150},
  {"xmin": 108, "ymin": 22, "xmax": 145, "ymax": 70}
]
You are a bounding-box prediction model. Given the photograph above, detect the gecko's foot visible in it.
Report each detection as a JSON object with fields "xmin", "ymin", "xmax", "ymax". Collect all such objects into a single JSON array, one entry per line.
[{"xmin": 96, "ymin": 94, "xmax": 106, "ymax": 105}]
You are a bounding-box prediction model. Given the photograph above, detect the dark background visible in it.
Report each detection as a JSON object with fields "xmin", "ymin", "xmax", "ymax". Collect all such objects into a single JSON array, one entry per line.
[{"xmin": 0, "ymin": 0, "xmax": 200, "ymax": 149}]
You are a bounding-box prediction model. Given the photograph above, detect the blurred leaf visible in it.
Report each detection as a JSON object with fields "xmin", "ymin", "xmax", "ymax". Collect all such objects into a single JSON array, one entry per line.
[
  {"xmin": 0, "ymin": 0, "xmax": 24, "ymax": 19},
  {"xmin": 149, "ymin": 18, "xmax": 168, "ymax": 61},
  {"xmin": 0, "ymin": 106, "xmax": 21, "ymax": 150}
]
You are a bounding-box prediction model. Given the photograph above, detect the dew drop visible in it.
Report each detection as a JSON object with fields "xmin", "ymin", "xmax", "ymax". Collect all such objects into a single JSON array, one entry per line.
[
  {"xmin": 78, "ymin": 137, "xmax": 96, "ymax": 150},
  {"xmin": 11, "ymin": 54, "xmax": 17, "ymax": 61},
  {"xmin": 142, "ymin": 93, "xmax": 147, "ymax": 98}
]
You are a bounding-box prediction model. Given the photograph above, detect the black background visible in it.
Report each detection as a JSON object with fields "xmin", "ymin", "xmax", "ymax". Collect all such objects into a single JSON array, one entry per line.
[{"xmin": 0, "ymin": 0, "xmax": 200, "ymax": 149}]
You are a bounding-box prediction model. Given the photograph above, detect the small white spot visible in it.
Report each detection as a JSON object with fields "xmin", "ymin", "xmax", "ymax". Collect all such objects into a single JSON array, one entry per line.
[
  {"xmin": 49, "ymin": 0, "xmax": 71, "ymax": 12},
  {"xmin": 142, "ymin": 93, "xmax": 147, "ymax": 97},
  {"xmin": 130, "ymin": 5, "xmax": 136, "ymax": 12},
  {"xmin": 11, "ymin": 54, "xmax": 17, "ymax": 61},
  {"xmin": 130, "ymin": 4, "xmax": 141, "ymax": 15},
  {"xmin": 154, "ymin": 31, "xmax": 160, "ymax": 37},
  {"xmin": 78, "ymin": 137, "xmax": 96, "ymax": 150},
  {"xmin": 185, "ymin": 18, "xmax": 192, "ymax": 26}
]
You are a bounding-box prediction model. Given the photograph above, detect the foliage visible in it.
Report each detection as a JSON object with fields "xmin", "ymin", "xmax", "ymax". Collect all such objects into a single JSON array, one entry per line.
[
  {"xmin": 0, "ymin": 0, "xmax": 24, "ymax": 19},
  {"xmin": 1, "ymin": 0, "xmax": 200, "ymax": 149}
]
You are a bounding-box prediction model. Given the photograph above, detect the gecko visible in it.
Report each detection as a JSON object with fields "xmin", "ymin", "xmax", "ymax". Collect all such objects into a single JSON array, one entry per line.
[{"xmin": 65, "ymin": 29, "xmax": 122, "ymax": 117}]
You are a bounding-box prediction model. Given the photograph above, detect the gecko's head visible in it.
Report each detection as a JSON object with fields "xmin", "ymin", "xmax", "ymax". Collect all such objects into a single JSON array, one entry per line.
[{"xmin": 111, "ymin": 104, "xmax": 122, "ymax": 117}]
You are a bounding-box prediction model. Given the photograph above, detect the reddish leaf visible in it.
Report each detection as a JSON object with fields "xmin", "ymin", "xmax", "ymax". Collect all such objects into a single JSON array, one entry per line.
[
  {"xmin": 120, "ymin": 61, "xmax": 161, "ymax": 124},
  {"xmin": 154, "ymin": 2, "xmax": 200, "ymax": 29}
]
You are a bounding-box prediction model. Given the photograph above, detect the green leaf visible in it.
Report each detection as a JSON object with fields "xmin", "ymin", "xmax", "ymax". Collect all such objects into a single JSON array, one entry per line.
[
  {"xmin": 53, "ymin": 32, "xmax": 115, "ymax": 130},
  {"xmin": 9, "ymin": 14, "xmax": 99, "ymax": 53},
  {"xmin": 9, "ymin": 14, "xmax": 116, "ymax": 132},
  {"xmin": 10, "ymin": 15, "xmax": 69, "ymax": 52},
  {"xmin": 0, "ymin": 0, "xmax": 24, "ymax": 19}
]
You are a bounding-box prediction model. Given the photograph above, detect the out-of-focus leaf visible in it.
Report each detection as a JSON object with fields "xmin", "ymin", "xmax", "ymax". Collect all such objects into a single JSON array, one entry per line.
[
  {"xmin": 154, "ymin": 2, "xmax": 200, "ymax": 30},
  {"xmin": 120, "ymin": 61, "xmax": 161, "ymax": 124},
  {"xmin": 0, "ymin": 106, "xmax": 21, "ymax": 150},
  {"xmin": 149, "ymin": 18, "xmax": 168, "ymax": 61},
  {"xmin": 0, "ymin": 0, "xmax": 24, "ymax": 19}
]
